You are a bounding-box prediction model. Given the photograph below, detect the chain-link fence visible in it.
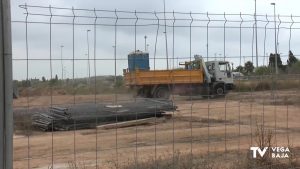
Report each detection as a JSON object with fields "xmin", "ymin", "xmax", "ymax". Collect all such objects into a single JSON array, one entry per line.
[{"xmin": 11, "ymin": 4, "xmax": 300, "ymax": 169}]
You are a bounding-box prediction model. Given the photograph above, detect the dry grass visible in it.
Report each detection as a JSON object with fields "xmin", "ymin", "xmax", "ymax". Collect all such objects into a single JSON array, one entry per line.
[
  {"xmin": 13, "ymin": 91, "xmax": 300, "ymax": 169},
  {"xmin": 14, "ymin": 111, "xmax": 35, "ymax": 136},
  {"xmin": 234, "ymin": 79, "xmax": 299, "ymax": 92},
  {"xmin": 65, "ymin": 151, "xmax": 298, "ymax": 169},
  {"xmin": 114, "ymin": 123, "xmax": 299, "ymax": 169}
]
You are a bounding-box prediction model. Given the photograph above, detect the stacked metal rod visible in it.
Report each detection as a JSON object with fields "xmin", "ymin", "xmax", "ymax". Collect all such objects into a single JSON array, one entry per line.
[{"xmin": 32, "ymin": 98, "xmax": 176, "ymax": 131}]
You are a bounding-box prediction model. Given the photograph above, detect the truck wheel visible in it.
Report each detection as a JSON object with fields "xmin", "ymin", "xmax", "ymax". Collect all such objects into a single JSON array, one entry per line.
[
  {"xmin": 215, "ymin": 85, "xmax": 224, "ymax": 96},
  {"xmin": 154, "ymin": 87, "xmax": 170, "ymax": 99}
]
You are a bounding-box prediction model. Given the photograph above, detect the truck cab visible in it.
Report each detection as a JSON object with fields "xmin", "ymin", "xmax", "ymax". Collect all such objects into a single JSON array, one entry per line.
[
  {"xmin": 180, "ymin": 59, "xmax": 234, "ymax": 85},
  {"xmin": 205, "ymin": 61, "xmax": 234, "ymax": 85},
  {"xmin": 180, "ymin": 58, "xmax": 235, "ymax": 96},
  {"xmin": 205, "ymin": 60, "xmax": 235, "ymax": 95}
]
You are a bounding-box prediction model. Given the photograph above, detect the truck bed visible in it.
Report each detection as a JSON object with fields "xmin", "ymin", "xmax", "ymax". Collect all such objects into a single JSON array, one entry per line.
[{"xmin": 124, "ymin": 69, "xmax": 204, "ymax": 86}]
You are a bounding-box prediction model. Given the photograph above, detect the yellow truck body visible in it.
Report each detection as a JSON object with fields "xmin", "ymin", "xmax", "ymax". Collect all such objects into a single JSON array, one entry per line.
[
  {"xmin": 124, "ymin": 69, "xmax": 204, "ymax": 86},
  {"xmin": 123, "ymin": 56, "xmax": 235, "ymax": 98}
]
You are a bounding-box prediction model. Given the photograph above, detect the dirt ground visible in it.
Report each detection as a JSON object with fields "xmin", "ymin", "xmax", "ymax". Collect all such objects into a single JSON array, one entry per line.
[{"xmin": 13, "ymin": 89, "xmax": 300, "ymax": 169}]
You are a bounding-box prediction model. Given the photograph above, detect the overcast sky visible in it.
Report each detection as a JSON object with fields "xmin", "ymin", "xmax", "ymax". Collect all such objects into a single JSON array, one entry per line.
[{"xmin": 11, "ymin": 0, "xmax": 300, "ymax": 80}]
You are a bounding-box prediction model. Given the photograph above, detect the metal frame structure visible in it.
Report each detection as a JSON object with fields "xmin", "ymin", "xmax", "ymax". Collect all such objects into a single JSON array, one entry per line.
[
  {"xmin": 8, "ymin": 3, "xmax": 300, "ymax": 169},
  {"xmin": 0, "ymin": 0, "xmax": 13, "ymax": 169}
]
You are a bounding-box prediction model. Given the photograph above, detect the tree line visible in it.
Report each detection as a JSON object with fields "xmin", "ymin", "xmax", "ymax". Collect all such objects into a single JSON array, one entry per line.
[{"xmin": 235, "ymin": 50, "xmax": 299, "ymax": 75}]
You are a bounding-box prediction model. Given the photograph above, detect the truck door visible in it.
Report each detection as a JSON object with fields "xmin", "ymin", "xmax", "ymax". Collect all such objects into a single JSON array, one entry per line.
[{"xmin": 216, "ymin": 62, "xmax": 233, "ymax": 84}]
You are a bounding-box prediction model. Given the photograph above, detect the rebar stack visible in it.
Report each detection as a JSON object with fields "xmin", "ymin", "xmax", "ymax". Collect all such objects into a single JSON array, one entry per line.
[{"xmin": 32, "ymin": 98, "xmax": 176, "ymax": 131}]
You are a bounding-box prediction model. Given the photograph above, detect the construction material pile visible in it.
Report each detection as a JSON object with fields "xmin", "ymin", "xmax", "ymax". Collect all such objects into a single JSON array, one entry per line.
[{"xmin": 32, "ymin": 98, "xmax": 176, "ymax": 131}]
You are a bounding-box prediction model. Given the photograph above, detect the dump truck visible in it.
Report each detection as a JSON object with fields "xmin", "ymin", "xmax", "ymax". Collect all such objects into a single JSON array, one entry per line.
[{"xmin": 124, "ymin": 51, "xmax": 235, "ymax": 99}]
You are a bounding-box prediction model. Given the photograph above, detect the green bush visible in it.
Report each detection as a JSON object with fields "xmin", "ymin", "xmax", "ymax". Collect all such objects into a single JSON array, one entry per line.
[
  {"xmin": 288, "ymin": 61, "xmax": 300, "ymax": 74},
  {"xmin": 254, "ymin": 66, "xmax": 272, "ymax": 75}
]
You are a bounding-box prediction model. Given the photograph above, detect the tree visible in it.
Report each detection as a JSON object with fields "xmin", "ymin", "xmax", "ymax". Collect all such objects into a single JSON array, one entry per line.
[
  {"xmin": 42, "ymin": 76, "xmax": 46, "ymax": 82},
  {"xmin": 49, "ymin": 74, "xmax": 59, "ymax": 86},
  {"xmin": 269, "ymin": 53, "xmax": 283, "ymax": 69},
  {"xmin": 21, "ymin": 80, "xmax": 31, "ymax": 87},
  {"xmin": 244, "ymin": 61, "xmax": 254, "ymax": 75},
  {"xmin": 254, "ymin": 66, "xmax": 272, "ymax": 75},
  {"xmin": 114, "ymin": 76, "xmax": 124, "ymax": 88},
  {"xmin": 235, "ymin": 65, "xmax": 244, "ymax": 73},
  {"xmin": 287, "ymin": 50, "xmax": 298, "ymax": 67}
]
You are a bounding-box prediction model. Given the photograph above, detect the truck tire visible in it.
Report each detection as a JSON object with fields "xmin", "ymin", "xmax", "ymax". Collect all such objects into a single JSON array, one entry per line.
[
  {"xmin": 154, "ymin": 86, "xmax": 170, "ymax": 99},
  {"xmin": 214, "ymin": 85, "xmax": 224, "ymax": 97}
]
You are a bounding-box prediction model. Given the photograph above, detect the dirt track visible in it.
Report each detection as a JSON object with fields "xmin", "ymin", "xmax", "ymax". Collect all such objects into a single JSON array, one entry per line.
[{"xmin": 13, "ymin": 90, "xmax": 300, "ymax": 169}]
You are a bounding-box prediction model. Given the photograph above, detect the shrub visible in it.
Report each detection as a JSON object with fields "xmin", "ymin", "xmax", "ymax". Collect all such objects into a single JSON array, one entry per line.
[
  {"xmin": 288, "ymin": 61, "xmax": 300, "ymax": 74},
  {"xmin": 254, "ymin": 66, "xmax": 272, "ymax": 75},
  {"xmin": 254, "ymin": 81, "xmax": 271, "ymax": 91}
]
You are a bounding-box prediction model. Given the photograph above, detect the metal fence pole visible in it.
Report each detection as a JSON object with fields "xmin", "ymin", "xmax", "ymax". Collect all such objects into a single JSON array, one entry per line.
[{"xmin": 0, "ymin": 0, "xmax": 13, "ymax": 169}]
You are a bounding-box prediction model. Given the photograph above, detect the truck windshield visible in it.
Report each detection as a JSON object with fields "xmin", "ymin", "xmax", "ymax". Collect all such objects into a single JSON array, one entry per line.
[{"xmin": 219, "ymin": 62, "xmax": 230, "ymax": 72}]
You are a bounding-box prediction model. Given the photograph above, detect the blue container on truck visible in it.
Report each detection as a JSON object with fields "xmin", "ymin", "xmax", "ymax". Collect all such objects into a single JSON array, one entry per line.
[{"xmin": 128, "ymin": 50, "xmax": 150, "ymax": 71}]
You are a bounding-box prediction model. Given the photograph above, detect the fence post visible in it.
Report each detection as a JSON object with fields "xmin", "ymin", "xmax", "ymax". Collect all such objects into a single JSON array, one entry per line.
[{"xmin": 0, "ymin": 0, "xmax": 13, "ymax": 168}]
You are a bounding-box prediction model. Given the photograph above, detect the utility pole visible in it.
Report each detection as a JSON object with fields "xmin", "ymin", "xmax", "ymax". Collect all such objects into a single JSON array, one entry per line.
[
  {"xmin": 60, "ymin": 45, "xmax": 64, "ymax": 80},
  {"xmin": 271, "ymin": 3, "xmax": 278, "ymax": 74},
  {"xmin": 144, "ymin": 35, "xmax": 147, "ymax": 51},
  {"xmin": 163, "ymin": 0, "xmax": 169, "ymax": 69},
  {"xmin": 0, "ymin": 0, "xmax": 13, "ymax": 168},
  {"xmin": 113, "ymin": 45, "xmax": 116, "ymax": 82},
  {"xmin": 86, "ymin": 29, "xmax": 91, "ymax": 84},
  {"xmin": 254, "ymin": 0, "xmax": 258, "ymax": 68}
]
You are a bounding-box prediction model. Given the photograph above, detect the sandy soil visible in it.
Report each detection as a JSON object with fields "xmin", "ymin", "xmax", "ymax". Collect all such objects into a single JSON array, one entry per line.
[{"xmin": 13, "ymin": 90, "xmax": 300, "ymax": 169}]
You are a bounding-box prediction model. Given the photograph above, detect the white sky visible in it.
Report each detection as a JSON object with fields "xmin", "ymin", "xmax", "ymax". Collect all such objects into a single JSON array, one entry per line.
[{"xmin": 11, "ymin": 0, "xmax": 300, "ymax": 80}]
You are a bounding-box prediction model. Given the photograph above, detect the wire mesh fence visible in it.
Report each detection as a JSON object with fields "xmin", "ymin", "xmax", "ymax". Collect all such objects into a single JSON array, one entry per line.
[{"xmin": 11, "ymin": 4, "xmax": 300, "ymax": 169}]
